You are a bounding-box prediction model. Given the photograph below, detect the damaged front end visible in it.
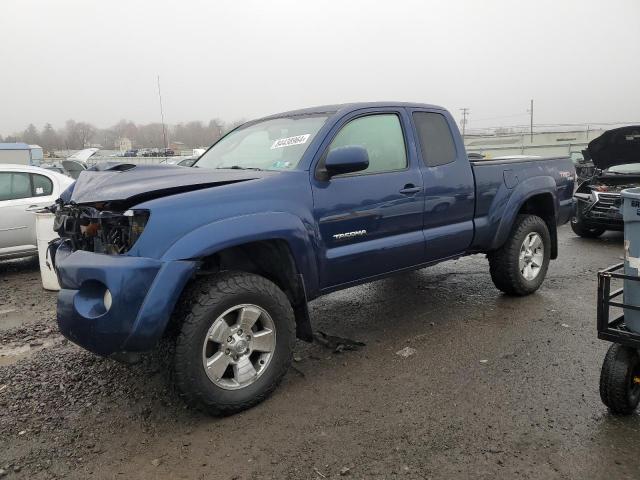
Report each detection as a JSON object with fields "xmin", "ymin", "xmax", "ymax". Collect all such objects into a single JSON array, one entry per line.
[
  {"xmin": 573, "ymin": 126, "xmax": 640, "ymax": 232},
  {"xmin": 52, "ymin": 199, "xmax": 197, "ymax": 356},
  {"xmin": 51, "ymin": 162, "xmax": 272, "ymax": 356},
  {"xmin": 53, "ymin": 203, "xmax": 150, "ymax": 255},
  {"xmin": 574, "ymin": 182, "xmax": 625, "ymax": 229}
]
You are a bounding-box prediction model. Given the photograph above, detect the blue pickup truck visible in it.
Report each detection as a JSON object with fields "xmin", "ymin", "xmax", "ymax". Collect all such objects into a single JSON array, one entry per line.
[{"xmin": 51, "ymin": 102, "xmax": 574, "ymax": 415}]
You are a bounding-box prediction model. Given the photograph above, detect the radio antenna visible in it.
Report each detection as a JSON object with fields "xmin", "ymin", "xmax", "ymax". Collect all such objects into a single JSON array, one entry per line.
[{"xmin": 157, "ymin": 75, "xmax": 168, "ymax": 150}]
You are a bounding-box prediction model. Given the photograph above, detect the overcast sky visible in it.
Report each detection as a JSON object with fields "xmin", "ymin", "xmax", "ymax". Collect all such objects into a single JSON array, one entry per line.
[{"xmin": 1, "ymin": 0, "xmax": 639, "ymax": 135}]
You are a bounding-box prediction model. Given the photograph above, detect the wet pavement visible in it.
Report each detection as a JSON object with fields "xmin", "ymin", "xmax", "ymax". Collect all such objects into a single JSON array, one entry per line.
[{"xmin": 1, "ymin": 225, "xmax": 639, "ymax": 479}]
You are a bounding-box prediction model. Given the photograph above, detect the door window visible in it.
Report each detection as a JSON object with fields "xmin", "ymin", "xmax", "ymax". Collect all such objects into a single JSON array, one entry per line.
[
  {"xmin": 328, "ymin": 114, "xmax": 407, "ymax": 174},
  {"xmin": 31, "ymin": 174, "xmax": 53, "ymax": 196},
  {"xmin": 413, "ymin": 112, "xmax": 456, "ymax": 167},
  {"xmin": 0, "ymin": 172, "xmax": 32, "ymax": 201}
]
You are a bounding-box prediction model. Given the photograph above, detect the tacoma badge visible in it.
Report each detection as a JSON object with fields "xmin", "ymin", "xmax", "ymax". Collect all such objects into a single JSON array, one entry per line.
[{"xmin": 333, "ymin": 230, "xmax": 367, "ymax": 240}]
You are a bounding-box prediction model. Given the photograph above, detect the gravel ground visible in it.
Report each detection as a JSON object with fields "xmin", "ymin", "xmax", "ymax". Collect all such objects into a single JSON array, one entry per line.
[{"xmin": 1, "ymin": 225, "xmax": 640, "ymax": 479}]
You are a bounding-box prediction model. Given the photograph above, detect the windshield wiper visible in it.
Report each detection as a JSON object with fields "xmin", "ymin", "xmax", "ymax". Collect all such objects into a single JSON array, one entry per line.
[{"xmin": 216, "ymin": 165, "xmax": 264, "ymax": 171}]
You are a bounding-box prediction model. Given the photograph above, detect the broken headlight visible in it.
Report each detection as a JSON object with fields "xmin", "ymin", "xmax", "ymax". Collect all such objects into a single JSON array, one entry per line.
[
  {"xmin": 93, "ymin": 209, "xmax": 150, "ymax": 254},
  {"xmin": 55, "ymin": 206, "xmax": 150, "ymax": 254}
]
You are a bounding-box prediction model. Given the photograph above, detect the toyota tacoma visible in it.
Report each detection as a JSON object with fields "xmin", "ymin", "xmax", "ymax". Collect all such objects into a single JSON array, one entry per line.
[{"xmin": 50, "ymin": 102, "xmax": 575, "ymax": 415}]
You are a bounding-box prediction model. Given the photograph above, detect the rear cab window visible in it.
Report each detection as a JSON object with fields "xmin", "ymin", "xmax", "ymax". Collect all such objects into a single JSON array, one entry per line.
[{"xmin": 412, "ymin": 112, "xmax": 457, "ymax": 167}]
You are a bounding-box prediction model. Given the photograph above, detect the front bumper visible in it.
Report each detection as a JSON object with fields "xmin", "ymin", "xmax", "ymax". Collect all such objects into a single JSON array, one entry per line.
[
  {"xmin": 575, "ymin": 193, "xmax": 623, "ymax": 231},
  {"xmin": 55, "ymin": 246, "xmax": 196, "ymax": 356}
]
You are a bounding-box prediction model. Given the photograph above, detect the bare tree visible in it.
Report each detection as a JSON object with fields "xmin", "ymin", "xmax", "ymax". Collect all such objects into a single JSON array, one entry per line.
[
  {"xmin": 224, "ymin": 119, "xmax": 246, "ymax": 134},
  {"xmin": 77, "ymin": 122, "xmax": 96, "ymax": 148},
  {"xmin": 7, "ymin": 116, "xmax": 241, "ymax": 151},
  {"xmin": 40, "ymin": 123, "xmax": 61, "ymax": 153},
  {"xmin": 22, "ymin": 124, "xmax": 40, "ymax": 145},
  {"xmin": 137, "ymin": 123, "xmax": 165, "ymax": 148},
  {"xmin": 208, "ymin": 118, "xmax": 225, "ymax": 143},
  {"xmin": 63, "ymin": 120, "xmax": 96, "ymax": 149}
]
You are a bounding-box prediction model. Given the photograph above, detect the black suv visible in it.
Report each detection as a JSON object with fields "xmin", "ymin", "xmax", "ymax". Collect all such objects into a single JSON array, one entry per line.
[{"xmin": 572, "ymin": 126, "xmax": 640, "ymax": 237}]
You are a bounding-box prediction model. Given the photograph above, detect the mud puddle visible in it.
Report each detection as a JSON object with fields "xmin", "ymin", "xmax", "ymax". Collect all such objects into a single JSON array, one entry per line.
[
  {"xmin": 0, "ymin": 336, "xmax": 63, "ymax": 366},
  {"xmin": 0, "ymin": 309, "xmax": 32, "ymax": 331}
]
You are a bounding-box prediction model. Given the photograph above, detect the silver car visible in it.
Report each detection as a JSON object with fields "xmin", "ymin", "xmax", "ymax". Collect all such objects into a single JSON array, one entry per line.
[{"xmin": 0, "ymin": 164, "xmax": 73, "ymax": 260}]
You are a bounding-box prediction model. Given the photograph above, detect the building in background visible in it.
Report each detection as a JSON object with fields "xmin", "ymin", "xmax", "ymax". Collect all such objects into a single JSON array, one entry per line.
[
  {"xmin": 117, "ymin": 137, "xmax": 132, "ymax": 153},
  {"xmin": 464, "ymin": 128, "xmax": 607, "ymax": 162},
  {"xmin": 169, "ymin": 141, "xmax": 187, "ymax": 155},
  {"xmin": 0, "ymin": 143, "xmax": 43, "ymax": 166}
]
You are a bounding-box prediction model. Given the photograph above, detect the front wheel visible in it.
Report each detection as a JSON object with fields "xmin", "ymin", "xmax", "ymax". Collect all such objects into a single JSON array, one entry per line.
[
  {"xmin": 488, "ymin": 214, "xmax": 551, "ymax": 296},
  {"xmin": 570, "ymin": 218, "xmax": 605, "ymax": 238},
  {"xmin": 174, "ymin": 271, "xmax": 296, "ymax": 416}
]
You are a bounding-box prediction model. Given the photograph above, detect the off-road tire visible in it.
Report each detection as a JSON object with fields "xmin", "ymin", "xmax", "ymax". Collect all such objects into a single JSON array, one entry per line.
[
  {"xmin": 599, "ymin": 344, "xmax": 640, "ymax": 415},
  {"xmin": 174, "ymin": 271, "xmax": 295, "ymax": 416},
  {"xmin": 488, "ymin": 214, "xmax": 551, "ymax": 296},
  {"xmin": 570, "ymin": 218, "xmax": 606, "ymax": 238}
]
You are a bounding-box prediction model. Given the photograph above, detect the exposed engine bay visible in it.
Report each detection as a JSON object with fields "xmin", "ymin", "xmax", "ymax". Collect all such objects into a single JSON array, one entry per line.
[
  {"xmin": 582, "ymin": 177, "xmax": 640, "ymax": 194},
  {"xmin": 53, "ymin": 202, "xmax": 150, "ymax": 254}
]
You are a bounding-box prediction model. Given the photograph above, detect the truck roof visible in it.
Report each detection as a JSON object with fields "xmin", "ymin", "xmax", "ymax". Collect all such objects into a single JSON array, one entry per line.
[
  {"xmin": 259, "ymin": 101, "xmax": 446, "ymax": 120},
  {"xmin": 0, "ymin": 142, "xmax": 31, "ymax": 150}
]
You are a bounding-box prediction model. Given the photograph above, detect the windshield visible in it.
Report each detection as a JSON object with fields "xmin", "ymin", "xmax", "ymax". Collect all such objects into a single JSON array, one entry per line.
[
  {"xmin": 607, "ymin": 163, "xmax": 640, "ymax": 174},
  {"xmin": 195, "ymin": 115, "xmax": 329, "ymax": 171}
]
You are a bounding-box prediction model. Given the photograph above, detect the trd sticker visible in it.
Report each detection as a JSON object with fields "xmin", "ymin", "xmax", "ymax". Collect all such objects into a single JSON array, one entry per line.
[{"xmin": 271, "ymin": 134, "xmax": 310, "ymax": 149}]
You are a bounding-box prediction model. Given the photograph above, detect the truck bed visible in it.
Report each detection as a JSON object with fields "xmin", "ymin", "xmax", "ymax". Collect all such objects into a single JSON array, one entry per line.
[{"xmin": 469, "ymin": 155, "xmax": 575, "ymax": 252}]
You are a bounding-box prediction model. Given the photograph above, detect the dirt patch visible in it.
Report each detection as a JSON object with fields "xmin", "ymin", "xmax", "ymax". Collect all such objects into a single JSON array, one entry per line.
[
  {"xmin": 0, "ymin": 256, "xmax": 57, "ymax": 331},
  {"xmin": 2, "ymin": 228, "xmax": 640, "ymax": 479}
]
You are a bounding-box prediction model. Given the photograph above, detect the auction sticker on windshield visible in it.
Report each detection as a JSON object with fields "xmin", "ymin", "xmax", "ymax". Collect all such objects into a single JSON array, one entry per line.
[{"xmin": 271, "ymin": 134, "xmax": 310, "ymax": 149}]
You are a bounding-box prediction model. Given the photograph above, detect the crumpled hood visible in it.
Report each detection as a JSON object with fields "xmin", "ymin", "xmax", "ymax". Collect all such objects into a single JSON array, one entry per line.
[
  {"xmin": 586, "ymin": 126, "xmax": 640, "ymax": 170},
  {"xmin": 62, "ymin": 162, "xmax": 275, "ymax": 206}
]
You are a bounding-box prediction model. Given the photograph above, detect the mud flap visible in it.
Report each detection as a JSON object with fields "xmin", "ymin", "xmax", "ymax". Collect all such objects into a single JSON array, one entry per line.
[{"xmin": 294, "ymin": 274, "xmax": 313, "ymax": 342}]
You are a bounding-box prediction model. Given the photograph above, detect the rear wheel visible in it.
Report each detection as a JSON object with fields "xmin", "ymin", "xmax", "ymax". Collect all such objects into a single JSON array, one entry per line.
[
  {"xmin": 600, "ymin": 344, "xmax": 640, "ymax": 415},
  {"xmin": 174, "ymin": 271, "xmax": 295, "ymax": 416},
  {"xmin": 570, "ymin": 217, "xmax": 605, "ymax": 238},
  {"xmin": 488, "ymin": 214, "xmax": 551, "ymax": 296}
]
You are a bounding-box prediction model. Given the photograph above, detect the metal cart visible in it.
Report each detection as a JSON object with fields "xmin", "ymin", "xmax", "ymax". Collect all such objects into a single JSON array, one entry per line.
[{"xmin": 597, "ymin": 263, "xmax": 640, "ymax": 414}]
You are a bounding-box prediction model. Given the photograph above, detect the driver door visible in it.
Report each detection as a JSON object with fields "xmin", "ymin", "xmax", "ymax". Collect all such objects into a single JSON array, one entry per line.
[{"xmin": 311, "ymin": 110, "xmax": 425, "ymax": 289}]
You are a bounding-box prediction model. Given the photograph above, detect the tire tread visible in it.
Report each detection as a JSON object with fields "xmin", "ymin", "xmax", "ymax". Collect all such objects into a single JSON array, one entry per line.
[
  {"xmin": 174, "ymin": 271, "xmax": 295, "ymax": 416},
  {"xmin": 488, "ymin": 214, "xmax": 550, "ymax": 296},
  {"xmin": 599, "ymin": 344, "xmax": 640, "ymax": 415}
]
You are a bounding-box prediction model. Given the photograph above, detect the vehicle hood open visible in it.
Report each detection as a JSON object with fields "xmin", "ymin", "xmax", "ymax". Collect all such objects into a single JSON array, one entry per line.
[
  {"xmin": 586, "ymin": 126, "xmax": 640, "ymax": 170},
  {"xmin": 62, "ymin": 163, "xmax": 275, "ymax": 206}
]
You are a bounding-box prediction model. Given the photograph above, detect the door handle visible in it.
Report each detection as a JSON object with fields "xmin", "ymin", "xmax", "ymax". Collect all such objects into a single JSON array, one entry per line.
[{"xmin": 399, "ymin": 185, "xmax": 421, "ymax": 195}]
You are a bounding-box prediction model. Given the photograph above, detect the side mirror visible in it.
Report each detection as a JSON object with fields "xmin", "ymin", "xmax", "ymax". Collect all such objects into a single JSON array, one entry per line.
[{"xmin": 323, "ymin": 146, "xmax": 369, "ymax": 179}]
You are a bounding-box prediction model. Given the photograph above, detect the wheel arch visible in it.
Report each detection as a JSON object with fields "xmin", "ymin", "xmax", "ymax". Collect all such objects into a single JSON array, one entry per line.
[
  {"xmin": 162, "ymin": 212, "xmax": 317, "ymax": 341},
  {"xmin": 491, "ymin": 177, "xmax": 558, "ymax": 258},
  {"xmin": 517, "ymin": 192, "xmax": 558, "ymax": 259}
]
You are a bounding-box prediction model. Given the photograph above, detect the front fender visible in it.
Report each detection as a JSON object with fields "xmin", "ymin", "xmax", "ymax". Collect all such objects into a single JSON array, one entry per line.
[
  {"xmin": 490, "ymin": 176, "xmax": 557, "ymax": 251},
  {"xmin": 161, "ymin": 212, "xmax": 320, "ymax": 296}
]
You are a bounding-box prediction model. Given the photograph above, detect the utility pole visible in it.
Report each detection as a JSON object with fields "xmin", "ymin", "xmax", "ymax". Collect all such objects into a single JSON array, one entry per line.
[
  {"xmin": 528, "ymin": 99, "xmax": 534, "ymax": 143},
  {"xmin": 157, "ymin": 75, "xmax": 168, "ymax": 151},
  {"xmin": 460, "ymin": 108, "xmax": 469, "ymax": 138}
]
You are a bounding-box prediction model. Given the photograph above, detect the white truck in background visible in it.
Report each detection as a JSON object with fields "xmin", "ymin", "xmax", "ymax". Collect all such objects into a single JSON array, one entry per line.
[{"xmin": 0, "ymin": 143, "xmax": 44, "ymax": 166}]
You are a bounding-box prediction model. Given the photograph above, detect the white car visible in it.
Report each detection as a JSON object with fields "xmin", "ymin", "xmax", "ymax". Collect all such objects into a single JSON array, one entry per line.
[{"xmin": 0, "ymin": 164, "xmax": 73, "ymax": 260}]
